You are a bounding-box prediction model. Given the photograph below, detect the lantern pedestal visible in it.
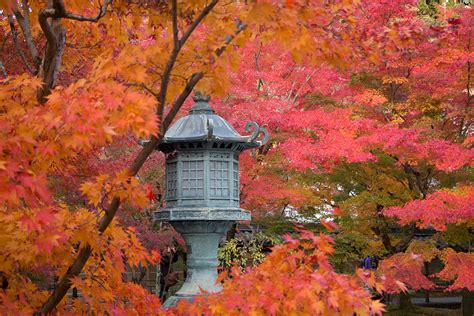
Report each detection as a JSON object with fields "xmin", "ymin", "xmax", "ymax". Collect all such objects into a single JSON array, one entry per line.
[
  {"xmin": 162, "ymin": 220, "xmax": 231, "ymax": 308},
  {"xmin": 155, "ymin": 209, "xmax": 251, "ymax": 308}
]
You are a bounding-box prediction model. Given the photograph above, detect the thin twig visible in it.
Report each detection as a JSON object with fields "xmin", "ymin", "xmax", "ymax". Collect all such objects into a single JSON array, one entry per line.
[{"xmin": 127, "ymin": 82, "xmax": 159, "ymax": 98}]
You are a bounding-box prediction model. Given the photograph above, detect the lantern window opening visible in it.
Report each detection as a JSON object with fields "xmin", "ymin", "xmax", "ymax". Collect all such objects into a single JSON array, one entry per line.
[
  {"xmin": 209, "ymin": 160, "xmax": 230, "ymax": 198},
  {"xmin": 166, "ymin": 161, "xmax": 178, "ymax": 199},
  {"xmin": 233, "ymin": 161, "xmax": 239, "ymax": 198},
  {"xmin": 181, "ymin": 160, "xmax": 205, "ymax": 198}
]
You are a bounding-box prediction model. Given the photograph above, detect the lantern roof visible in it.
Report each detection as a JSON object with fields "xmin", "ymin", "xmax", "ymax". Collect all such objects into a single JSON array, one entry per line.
[{"xmin": 162, "ymin": 92, "xmax": 269, "ymax": 149}]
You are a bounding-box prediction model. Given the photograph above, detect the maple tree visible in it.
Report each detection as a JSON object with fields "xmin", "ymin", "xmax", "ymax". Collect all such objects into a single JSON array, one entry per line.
[
  {"xmin": 0, "ymin": 0, "xmax": 395, "ymax": 314},
  {"xmin": 1, "ymin": 0, "xmax": 472, "ymax": 314},
  {"xmin": 210, "ymin": 0, "xmax": 473, "ymax": 310}
]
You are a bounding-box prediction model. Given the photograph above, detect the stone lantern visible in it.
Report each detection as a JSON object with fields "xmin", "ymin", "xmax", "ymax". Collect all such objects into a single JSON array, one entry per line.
[{"xmin": 154, "ymin": 92, "xmax": 269, "ymax": 307}]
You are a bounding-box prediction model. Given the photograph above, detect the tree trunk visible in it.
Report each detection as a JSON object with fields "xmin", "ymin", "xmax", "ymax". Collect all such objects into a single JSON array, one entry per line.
[
  {"xmin": 226, "ymin": 223, "xmax": 237, "ymax": 241},
  {"xmin": 462, "ymin": 290, "xmax": 474, "ymax": 316},
  {"xmin": 399, "ymin": 292, "xmax": 414, "ymax": 311},
  {"xmin": 424, "ymin": 262, "xmax": 430, "ymax": 303}
]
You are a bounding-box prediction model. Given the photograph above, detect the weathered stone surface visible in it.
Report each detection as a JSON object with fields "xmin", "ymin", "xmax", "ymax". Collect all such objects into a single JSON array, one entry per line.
[
  {"xmin": 154, "ymin": 207, "xmax": 251, "ymax": 221},
  {"xmin": 162, "ymin": 221, "xmax": 233, "ymax": 308}
]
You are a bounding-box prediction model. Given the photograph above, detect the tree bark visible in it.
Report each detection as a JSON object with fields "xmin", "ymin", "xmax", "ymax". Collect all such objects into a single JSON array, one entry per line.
[
  {"xmin": 399, "ymin": 292, "xmax": 414, "ymax": 311},
  {"xmin": 462, "ymin": 290, "xmax": 474, "ymax": 316}
]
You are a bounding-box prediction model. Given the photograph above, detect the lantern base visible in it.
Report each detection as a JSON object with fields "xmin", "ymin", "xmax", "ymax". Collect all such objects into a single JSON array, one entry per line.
[
  {"xmin": 162, "ymin": 294, "xmax": 195, "ymax": 308},
  {"xmin": 160, "ymin": 220, "xmax": 235, "ymax": 308}
]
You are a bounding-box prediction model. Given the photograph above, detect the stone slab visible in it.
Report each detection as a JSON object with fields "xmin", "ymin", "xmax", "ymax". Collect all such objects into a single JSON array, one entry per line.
[{"xmin": 154, "ymin": 207, "xmax": 251, "ymax": 221}]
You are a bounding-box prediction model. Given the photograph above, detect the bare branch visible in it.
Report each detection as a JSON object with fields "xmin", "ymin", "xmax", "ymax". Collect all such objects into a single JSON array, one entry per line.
[
  {"xmin": 38, "ymin": 8, "xmax": 58, "ymax": 46},
  {"xmin": 179, "ymin": 0, "xmax": 219, "ymax": 47},
  {"xmin": 61, "ymin": 0, "xmax": 111, "ymax": 22},
  {"xmin": 0, "ymin": 60, "xmax": 8, "ymax": 78},
  {"xmin": 127, "ymin": 82, "xmax": 159, "ymax": 98},
  {"xmin": 163, "ymin": 72, "xmax": 205, "ymax": 130},
  {"xmin": 215, "ymin": 20, "xmax": 247, "ymax": 56},
  {"xmin": 172, "ymin": 0, "xmax": 179, "ymax": 49},
  {"xmin": 157, "ymin": 0, "xmax": 219, "ymax": 125},
  {"xmin": 7, "ymin": 15, "xmax": 36, "ymax": 74},
  {"xmin": 13, "ymin": 0, "xmax": 41, "ymax": 66}
]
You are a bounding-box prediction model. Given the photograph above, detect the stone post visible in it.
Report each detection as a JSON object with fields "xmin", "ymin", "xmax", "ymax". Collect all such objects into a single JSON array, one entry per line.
[{"xmin": 163, "ymin": 221, "xmax": 232, "ymax": 307}]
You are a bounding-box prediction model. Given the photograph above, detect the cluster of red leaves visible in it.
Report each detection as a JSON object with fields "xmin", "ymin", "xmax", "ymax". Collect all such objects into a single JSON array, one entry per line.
[
  {"xmin": 437, "ymin": 249, "xmax": 474, "ymax": 291},
  {"xmin": 239, "ymin": 154, "xmax": 316, "ymax": 214},
  {"xmin": 385, "ymin": 186, "xmax": 474, "ymax": 230},
  {"xmin": 376, "ymin": 253, "xmax": 434, "ymax": 294},
  {"xmin": 171, "ymin": 229, "xmax": 384, "ymax": 316},
  {"xmin": 280, "ymin": 112, "xmax": 474, "ymax": 172}
]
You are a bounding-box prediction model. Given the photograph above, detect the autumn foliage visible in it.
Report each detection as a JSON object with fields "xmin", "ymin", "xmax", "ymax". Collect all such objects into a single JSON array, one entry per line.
[
  {"xmin": 211, "ymin": 0, "xmax": 473, "ymax": 304},
  {"xmin": 0, "ymin": 0, "xmax": 473, "ymax": 314},
  {"xmin": 171, "ymin": 230, "xmax": 383, "ymax": 316}
]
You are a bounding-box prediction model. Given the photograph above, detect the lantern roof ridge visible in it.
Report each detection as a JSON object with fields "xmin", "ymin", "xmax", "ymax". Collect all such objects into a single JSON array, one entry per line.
[{"xmin": 161, "ymin": 92, "xmax": 269, "ymax": 149}]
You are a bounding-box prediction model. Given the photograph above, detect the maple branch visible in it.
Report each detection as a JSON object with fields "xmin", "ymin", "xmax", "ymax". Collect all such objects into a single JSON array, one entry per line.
[
  {"xmin": 37, "ymin": 7, "xmax": 58, "ymax": 46},
  {"xmin": 162, "ymin": 20, "xmax": 247, "ymax": 130},
  {"xmin": 66, "ymin": 41, "xmax": 102, "ymax": 49},
  {"xmin": 8, "ymin": 15, "xmax": 36, "ymax": 74},
  {"xmin": 36, "ymin": 246, "xmax": 93, "ymax": 315},
  {"xmin": 36, "ymin": 138, "xmax": 158, "ymax": 314},
  {"xmin": 215, "ymin": 19, "xmax": 247, "ymax": 56},
  {"xmin": 459, "ymin": 60, "xmax": 471, "ymax": 141},
  {"xmin": 1, "ymin": 32, "xmax": 10, "ymax": 53},
  {"xmin": 291, "ymin": 67, "xmax": 319, "ymax": 103},
  {"xmin": 37, "ymin": 3, "xmax": 66, "ymax": 103},
  {"xmin": 127, "ymin": 82, "xmax": 159, "ymax": 98},
  {"xmin": 371, "ymin": 203, "xmax": 416, "ymax": 256},
  {"xmin": 37, "ymin": 0, "xmax": 111, "ymax": 102},
  {"xmin": 179, "ymin": 0, "xmax": 218, "ymax": 48},
  {"xmin": 60, "ymin": 0, "xmax": 111, "ymax": 22},
  {"xmin": 157, "ymin": 0, "xmax": 219, "ymax": 126},
  {"xmin": 172, "ymin": 0, "xmax": 179, "ymax": 49},
  {"xmin": 286, "ymin": 80, "xmax": 297, "ymax": 101},
  {"xmin": 13, "ymin": 0, "xmax": 41, "ymax": 67},
  {"xmin": 371, "ymin": 205, "xmax": 396, "ymax": 254},
  {"xmin": 403, "ymin": 163, "xmax": 428, "ymax": 198},
  {"xmin": 163, "ymin": 72, "xmax": 205, "ymax": 130},
  {"xmin": 393, "ymin": 223, "xmax": 416, "ymax": 253},
  {"xmin": 254, "ymin": 41, "xmax": 262, "ymax": 71}
]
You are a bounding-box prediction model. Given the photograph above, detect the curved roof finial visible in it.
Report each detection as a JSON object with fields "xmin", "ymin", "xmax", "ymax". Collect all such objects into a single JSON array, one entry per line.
[
  {"xmin": 192, "ymin": 91, "xmax": 211, "ymax": 103},
  {"xmin": 190, "ymin": 91, "xmax": 213, "ymax": 114}
]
